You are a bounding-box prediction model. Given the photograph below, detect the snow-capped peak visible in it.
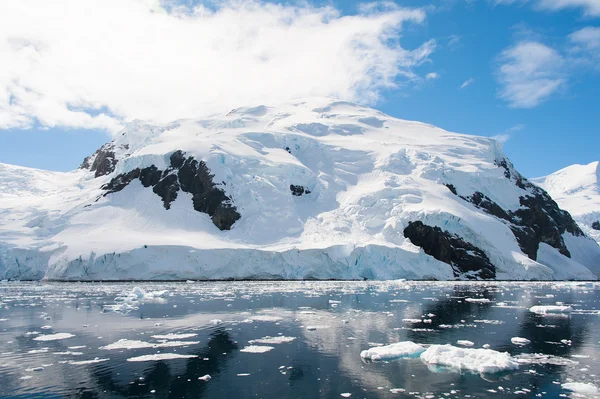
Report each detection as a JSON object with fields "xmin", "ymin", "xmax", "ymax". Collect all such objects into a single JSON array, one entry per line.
[
  {"xmin": 533, "ymin": 161, "xmax": 600, "ymax": 245},
  {"xmin": 1, "ymin": 98, "xmax": 599, "ymax": 281}
]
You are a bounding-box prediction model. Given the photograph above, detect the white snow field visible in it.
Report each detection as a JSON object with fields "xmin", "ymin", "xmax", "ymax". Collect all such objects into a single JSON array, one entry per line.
[
  {"xmin": 533, "ymin": 162, "xmax": 600, "ymax": 246},
  {"xmin": 1, "ymin": 98, "xmax": 599, "ymax": 280}
]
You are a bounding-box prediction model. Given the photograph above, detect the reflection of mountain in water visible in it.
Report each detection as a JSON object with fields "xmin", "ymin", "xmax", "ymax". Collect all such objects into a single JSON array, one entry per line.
[{"xmin": 88, "ymin": 330, "xmax": 237, "ymax": 398}]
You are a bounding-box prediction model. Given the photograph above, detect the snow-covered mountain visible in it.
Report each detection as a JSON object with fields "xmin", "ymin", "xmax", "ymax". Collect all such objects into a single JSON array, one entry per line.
[
  {"xmin": 1, "ymin": 98, "xmax": 599, "ymax": 281},
  {"xmin": 533, "ymin": 162, "xmax": 600, "ymax": 246}
]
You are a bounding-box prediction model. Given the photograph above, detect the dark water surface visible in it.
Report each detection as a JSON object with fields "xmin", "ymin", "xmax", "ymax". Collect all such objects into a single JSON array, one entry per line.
[{"xmin": 1, "ymin": 281, "xmax": 600, "ymax": 398}]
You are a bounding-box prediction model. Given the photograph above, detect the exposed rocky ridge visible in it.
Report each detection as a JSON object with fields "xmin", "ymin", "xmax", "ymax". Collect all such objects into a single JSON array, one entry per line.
[
  {"xmin": 403, "ymin": 221, "xmax": 495, "ymax": 279},
  {"xmin": 80, "ymin": 142, "xmax": 123, "ymax": 178},
  {"xmin": 532, "ymin": 161, "xmax": 600, "ymax": 246},
  {"xmin": 101, "ymin": 150, "xmax": 240, "ymax": 230},
  {"xmin": 447, "ymin": 157, "xmax": 584, "ymax": 261}
]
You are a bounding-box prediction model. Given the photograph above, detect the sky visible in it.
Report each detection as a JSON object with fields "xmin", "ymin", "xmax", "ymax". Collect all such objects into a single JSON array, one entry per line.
[{"xmin": 0, "ymin": 0, "xmax": 598, "ymax": 178}]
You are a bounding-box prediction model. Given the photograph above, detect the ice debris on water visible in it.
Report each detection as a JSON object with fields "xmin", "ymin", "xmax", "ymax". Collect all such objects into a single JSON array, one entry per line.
[
  {"xmin": 562, "ymin": 382, "xmax": 599, "ymax": 395},
  {"xmin": 198, "ymin": 374, "xmax": 211, "ymax": 381},
  {"xmin": 360, "ymin": 342, "xmax": 425, "ymax": 361},
  {"xmin": 240, "ymin": 345, "xmax": 274, "ymax": 353},
  {"xmin": 126, "ymin": 354, "xmax": 197, "ymax": 362},
  {"xmin": 248, "ymin": 336, "xmax": 296, "ymax": 345},
  {"xmin": 511, "ymin": 337, "xmax": 530, "ymax": 346},
  {"xmin": 529, "ymin": 305, "xmax": 573, "ymax": 314},
  {"xmin": 33, "ymin": 333, "xmax": 75, "ymax": 341},
  {"xmin": 420, "ymin": 344, "xmax": 519, "ymax": 374}
]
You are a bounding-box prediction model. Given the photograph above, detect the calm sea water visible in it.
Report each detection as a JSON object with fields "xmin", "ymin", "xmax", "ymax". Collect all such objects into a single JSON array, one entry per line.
[{"xmin": 1, "ymin": 281, "xmax": 599, "ymax": 399}]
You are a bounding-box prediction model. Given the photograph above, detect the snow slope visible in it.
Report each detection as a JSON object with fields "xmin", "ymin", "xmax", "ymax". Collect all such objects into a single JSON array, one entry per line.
[
  {"xmin": 533, "ymin": 162, "xmax": 600, "ymax": 245},
  {"xmin": 1, "ymin": 98, "xmax": 599, "ymax": 280}
]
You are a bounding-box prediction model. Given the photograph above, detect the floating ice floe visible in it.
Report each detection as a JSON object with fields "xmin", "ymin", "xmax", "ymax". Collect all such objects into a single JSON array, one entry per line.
[
  {"xmin": 198, "ymin": 374, "xmax": 211, "ymax": 381},
  {"xmin": 100, "ymin": 339, "xmax": 199, "ymax": 350},
  {"xmin": 151, "ymin": 333, "xmax": 198, "ymax": 340},
  {"xmin": 69, "ymin": 358, "xmax": 110, "ymax": 365},
  {"xmin": 240, "ymin": 345, "xmax": 274, "ymax": 353},
  {"xmin": 360, "ymin": 342, "xmax": 425, "ymax": 361},
  {"xmin": 33, "ymin": 333, "xmax": 75, "ymax": 341},
  {"xmin": 464, "ymin": 298, "xmax": 491, "ymax": 303},
  {"xmin": 248, "ymin": 336, "xmax": 296, "ymax": 345},
  {"xmin": 529, "ymin": 305, "xmax": 573, "ymax": 314},
  {"xmin": 562, "ymin": 382, "xmax": 599, "ymax": 395},
  {"xmin": 248, "ymin": 315, "xmax": 282, "ymax": 322},
  {"xmin": 514, "ymin": 354, "xmax": 578, "ymax": 366},
  {"xmin": 456, "ymin": 340, "xmax": 474, "ymax": 347},
  {"xmin": 511, "ymin": 337, "xmax": 531, "ymax": 346},
  {"xmin": 127, "ymin": 353, "xmax": 197, "ymax": 362},
  {"xmin": 420, "ymin": 345, "xmax": 519, "ymax": 374}
]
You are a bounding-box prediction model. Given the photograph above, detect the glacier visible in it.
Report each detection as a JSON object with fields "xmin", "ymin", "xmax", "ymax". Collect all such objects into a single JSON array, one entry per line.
[
  {"xmin": 1, "ymin": 98, "xmax": 599, "ymax": 281},
  {"xmin": 533, "ymin": 161, "xmax": 600, "ymax": 246}
]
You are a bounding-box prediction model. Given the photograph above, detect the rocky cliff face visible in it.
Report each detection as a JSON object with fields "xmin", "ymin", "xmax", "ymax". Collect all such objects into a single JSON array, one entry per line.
[
  {"xmin": 532, "ymin": 161, "xmax": 600, "ymax": 247},
  {"xmin": 101, "ymin": 150, "xmax": 240, "ymax": 230},
  {"xmin": 447, "ymin": 157, "xmax": 583, "ymax": 261}
]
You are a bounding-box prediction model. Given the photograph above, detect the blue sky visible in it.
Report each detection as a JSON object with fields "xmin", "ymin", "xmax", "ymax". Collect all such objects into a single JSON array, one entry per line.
[{"xmin": 0, "ymin": 0, "xmax": 598, "ymax": 178}]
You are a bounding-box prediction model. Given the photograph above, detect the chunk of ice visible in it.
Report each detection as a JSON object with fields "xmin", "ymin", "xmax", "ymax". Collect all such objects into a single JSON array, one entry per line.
[
  {"xmin": 529, "ymin": 305, "xmax": 572, "ymax": 314},
  {"xmin": 420, "ymin": 344, "xmax": 519, "ymax": 374},
  {"xmin": 33, "ymin": 333, "xmax": 75, "ymax": 341},
  {"xmin": 126, "ymin": 354, "xmax": 197, "ymax": 362},
  {"xmin": 360, "ymin": 342, "xmax": 425, "ymax": 361}
]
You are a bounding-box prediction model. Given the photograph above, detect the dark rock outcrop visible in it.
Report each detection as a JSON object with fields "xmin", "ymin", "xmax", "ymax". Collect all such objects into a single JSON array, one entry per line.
[
  {"xmin": 403, "ymin": 221, "xmax": 495, "ymax": 279},
  {"xmin": 445, "ymin": 184, "xmax": 457, "ymax": 195},
  {"xmin": 290, "ymin": 185, "xmax": 311, "ymax": 196},
  {"xmin": 447, "ymin": 158, "xmax": 584, "ymax": 261},
  {"xmin": 81, "ymin": 143, "xmax": 119, "ymax": 178},
  {"xmin": 592, "ymin": 221, "xmax": 600, "ymax": 231},
  {"xmin": 101, "ymin": 150, "xmax": 240, "ymax": 230}
]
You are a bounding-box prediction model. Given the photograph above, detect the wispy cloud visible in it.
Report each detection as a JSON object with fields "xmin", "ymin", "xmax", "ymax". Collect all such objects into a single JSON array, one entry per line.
[
  {"xmin": 0, "ymin": 0, "xmax": 435, "ymax": 134},
  {"xmin": 496, "ymin": 41, "xmax": 566, "ymax": 108},
  {"xmin": 460, "ymin": 78, "xmax": 475, "ymax": 89},
  {"xmin": 569, "ymin": 26, "xmax": 600, "ymax": 68},
  {"xmin": 494, "ymin": 0, "xmax": 600, "ymax": 17},
  {"xmin": 492, "ymin": 124, "xmax": 525, "ymax": 143},
  {"xmin": 426, "ymin": 72, "xmax": 440, "ymax": 80}
]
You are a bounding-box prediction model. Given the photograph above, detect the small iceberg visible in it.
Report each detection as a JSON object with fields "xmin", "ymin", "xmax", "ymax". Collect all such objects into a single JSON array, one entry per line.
[
  {"xmin": 127, "ymin": 353, "xmax": 197, "ymax": 362},
  {"xmin": 562, "ymin": 382, "xmax": 599, "ymax": 395},
  {"xmin": 529, "ymin": 305, "xmax": 572, "ymax": 314},
  {"xmin": 360, "ymin": 342, "xmax": 425, "ymax": 361},
  {"xmin": 420, "ymin": 344, "xmax": 519, "ymax": 374},
  {"xmin": 33, "ymin": 333, "xmax": 75, "ymax": 342}
]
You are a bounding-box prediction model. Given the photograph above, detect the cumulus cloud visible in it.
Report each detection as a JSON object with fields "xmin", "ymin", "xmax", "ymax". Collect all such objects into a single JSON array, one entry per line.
[
  {"xmin": 496, "ymin": 41, "xmax": 566, "ymax": 108},
  {"xmin": 0, "ymin": 0, "xmax": 435, "ymax": 134}
]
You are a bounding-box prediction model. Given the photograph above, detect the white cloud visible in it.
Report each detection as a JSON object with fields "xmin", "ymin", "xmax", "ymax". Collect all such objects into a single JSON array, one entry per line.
[
  {"xmin": 495, "ymin": 0, "xmax": 600, "ymax": 17},
  {"xmin": 535, "ymin": 0, "xmax": 600, "ymax": 16},
  {"xmin": 0, "ymin": 0, "xmax": 435, "ymax": 134},
  {"xmin": 460, "ymin": 78, "xmax": 474, "ymax": 89},
  {"xmin": 492, "ymin": 124, "xmax": 524, "ymax": 143},
  {"xmin": 426, "ymin": 72, "xmax": 439, "ymax": 80},
  {"xmin": 570, "ymin": 26, "xmax": 600, "ymax": 52},
  {"xmin": 496, "ymin": 41, "xmax": 566, "ymax": 108}
]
